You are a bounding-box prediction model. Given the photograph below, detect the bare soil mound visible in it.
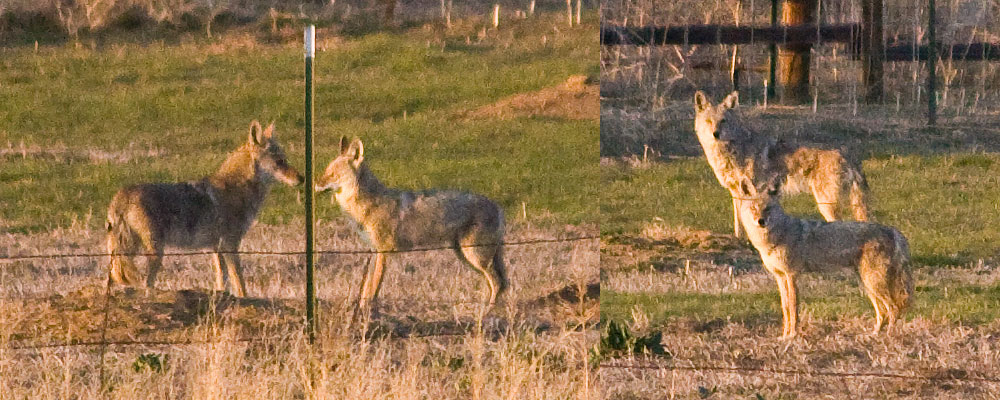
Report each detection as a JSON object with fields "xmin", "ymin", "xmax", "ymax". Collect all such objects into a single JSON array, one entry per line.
[
  {"xmin": 464, "ymin": 75, "xmax": 599, "ymax": 120},
  {"xmin": 3, "ymin": 283, "xmax": 597, "ymax": 347},
  {"xmin": 4, "ymin": 287, "xmax": 300, "ymax": 346}
]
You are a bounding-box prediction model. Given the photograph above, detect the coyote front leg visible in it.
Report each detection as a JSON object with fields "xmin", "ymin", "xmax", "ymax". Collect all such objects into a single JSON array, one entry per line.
[
  {"xmin": 772, "ymin": 270, "xmax": 799, "ymax": 338},
  {"xmin": 357, "ymin": 252, "xmax": 387, "ymax": 320},
  {"xmin": 732, "ymin": 197, "xmax": 745, "ymax": 238},
  {"xmin": 215, "ymin": 241, "xmax": 247, "ymax": 297}
]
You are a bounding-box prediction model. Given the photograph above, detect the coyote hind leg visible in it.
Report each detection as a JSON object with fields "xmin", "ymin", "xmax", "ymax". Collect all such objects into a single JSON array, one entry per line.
[
  {"xmin": 810, "ymin": 179, "xmax": 840, "ymax": 222},
  {"xmin": 454, "ymin": 237, "xmax": 505, "ymax": 307}
]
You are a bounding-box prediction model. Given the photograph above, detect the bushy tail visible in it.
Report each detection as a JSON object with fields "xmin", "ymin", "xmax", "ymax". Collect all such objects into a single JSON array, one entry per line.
[
  {"xmin": 845, "ymin": 161, "xmax": 872, "ymax": 221},
  {"xmin": 106, "ymin": 210, "xmax": 140, "ymax": 286},
  {"xmin": 890, "ymin": 229, "xmax": 914, "ymax": 313}
]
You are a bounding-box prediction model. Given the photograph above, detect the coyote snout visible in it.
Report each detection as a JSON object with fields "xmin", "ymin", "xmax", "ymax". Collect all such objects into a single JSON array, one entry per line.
[
  {"xmin": 318, "ymin": 136, "xmax": 508, "ymax": 323},
  {"xmin": 105, "ymin": 120, "xmax": 301, "ymax": 297}
]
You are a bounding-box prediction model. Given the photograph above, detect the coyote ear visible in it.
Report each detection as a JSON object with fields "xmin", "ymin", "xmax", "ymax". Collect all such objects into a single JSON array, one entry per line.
[
  {"xmin": 693, "ymin": 91, "xmax": 710, "ymax": 113},
  {"xmin": 721, "ymin": 91, "xmax": 739, "ymax": 109},
  {"xmin": 339, "ymin": 136, "xmax": 349, "ymax": 154},
  {"xmin": 349, "ymin": 138, "xmax": 364, "ymax": 167},
  {"xmin": 249, "ymin": 120, "xmax": 264, "ymax": 145},
  {"xmin": 262, "ymin": 121, "xmax": 275, "ymax": 139}
]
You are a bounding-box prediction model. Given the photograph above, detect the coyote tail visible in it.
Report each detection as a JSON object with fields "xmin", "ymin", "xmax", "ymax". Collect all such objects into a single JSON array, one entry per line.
[
  {"xmin": 890, "ymin": 229, "xmax": 914, "ymax": 313},
  {"xmin": 846, "ymin": 161, "xmax": 872, "ymax": 221},
  {"xmin": 106, "ymin": 211, "xmax": 140, "ymax": 286}
]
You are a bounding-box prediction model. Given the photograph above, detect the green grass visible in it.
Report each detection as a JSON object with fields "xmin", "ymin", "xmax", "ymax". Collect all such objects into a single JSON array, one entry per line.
[
  {"xmin": 601, "ymin": 153, "xmax": 1000, "ymax": 265},
  {"xmin": 602, "ymin": 284, "xmax": 1000, "ymax": 329},
  {"xmin": 0, "ymin": 13, "xmax": 598, "ymax": 233}
]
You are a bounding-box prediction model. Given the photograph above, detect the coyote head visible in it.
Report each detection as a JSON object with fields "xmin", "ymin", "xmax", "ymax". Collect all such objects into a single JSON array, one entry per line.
[
  {"xmin": 738, "ymin": 178, "xmax": 781, "ymax": 228},
  {"xmin": 315, "ymin": 136, "xmax": 365, "ymax": 194},
  {"xmin": 248, "ymin": 121, "xmax": 304, "ymax": 186},
  {"xmin": 693, "ymin": 91, "xmax": 742, "ymax": 141}
]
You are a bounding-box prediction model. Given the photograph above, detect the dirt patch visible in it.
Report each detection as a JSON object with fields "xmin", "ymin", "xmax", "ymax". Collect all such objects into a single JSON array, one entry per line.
[
  {"xmin": 3, "ymin": 286, "xmax": 300, "ymax": 346},
  {"xmin": 2, "ymin": 280, "xmax": 598, "ymax": 347},
  {"xmin": 463, "ymin": 75, "xmax": 599, "ymax": 120},
  {"xmin": 601, "ymin": 221, "xmax": 755, "ymax": 274}
]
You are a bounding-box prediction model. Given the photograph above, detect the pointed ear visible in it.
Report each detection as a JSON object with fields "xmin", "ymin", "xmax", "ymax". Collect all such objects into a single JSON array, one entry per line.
[
  {"xmin": 348, "ymin": 138, "xmax": 364, "ymax": 167},
  {"xmin": 339, "ymin": 136, "xmax": 349, "ymax": 154},
  {"xmin": 693, "ymin": 91, "xmax": 711, "ymax": 113},
  {"xmin": 721, "ymin": 91, "xmax": 739, "ymax": 109},
  {"xmin": 262, "ymin": 121, "xmax": 275, "ymax": 139},
  {"xmin": 249, "ymin": 120, "xmax": 264, "ymax": 145}
]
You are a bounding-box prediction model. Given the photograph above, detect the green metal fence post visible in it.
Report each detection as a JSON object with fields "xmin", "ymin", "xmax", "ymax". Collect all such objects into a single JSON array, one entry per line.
[{"xmin": 304, "ymin": 25, "xmax": 317, "ymax": 344}]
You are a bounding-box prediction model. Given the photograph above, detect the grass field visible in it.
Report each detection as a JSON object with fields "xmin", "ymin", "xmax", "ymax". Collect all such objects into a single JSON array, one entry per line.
[
  {"xmin": 0, "ymin": 11, "xmax": 599, "ymax": 233},
  {"xmin": 0, "ymin": 11, "xmax": 599, "ymax": 398}
]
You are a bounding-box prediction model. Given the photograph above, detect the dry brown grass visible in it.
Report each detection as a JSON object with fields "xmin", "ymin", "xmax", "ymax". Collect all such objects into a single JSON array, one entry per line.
[
  {"xmin": 0, "ymin": 220, "xmax": 598, "ymax": 398},
  {"xmin": 464, "ymin": 74, "xmax": 600, "ymax": 121}
]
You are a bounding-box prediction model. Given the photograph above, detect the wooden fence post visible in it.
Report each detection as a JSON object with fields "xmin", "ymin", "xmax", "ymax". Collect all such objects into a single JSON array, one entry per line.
[
  {"xmin": 861, "ymin": 0, "xmax": 884, "ymax": 103},
  {"xmin": 778, "ymin": 0, "xmax": 815, "ymax": 104},
  {"xmin": 927, "ymin": 0, "xmax": 937, "ymax": 125},
  {"xmin": 767, "ymin": 0, "xmax": 778, "ymax": 101}
]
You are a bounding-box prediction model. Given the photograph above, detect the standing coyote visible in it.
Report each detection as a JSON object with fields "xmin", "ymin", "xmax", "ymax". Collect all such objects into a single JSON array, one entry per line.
[
  {"xmin": 106, "ymin": 121, "xmax": 303, "ymax": 297},
  {"xmin": 315, "ymin": 137, "xmax": 508, "ymax": 319},
  {"xmin": 693, "ymin": 91, "xmax": 871, "ymax": 238},
  {"xmin": 735, "ymin": 179, "xmax": 913, "ymax": 338}
]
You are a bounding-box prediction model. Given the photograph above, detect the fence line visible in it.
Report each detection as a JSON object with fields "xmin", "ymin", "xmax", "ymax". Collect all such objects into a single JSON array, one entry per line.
[
  {"xmin": 1, "ymin": 235, "xmax": 597, "ymax": 357},
  {"xmin": 600, "ymin": 360, "xmax": 1000, "ymax": 383},
  {"xmin": 0, "ymin": 236, "xmax": 598, "ymax": 263}
]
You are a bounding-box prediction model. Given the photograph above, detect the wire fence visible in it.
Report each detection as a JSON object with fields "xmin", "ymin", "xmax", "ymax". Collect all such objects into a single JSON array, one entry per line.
[
  {"xmin": 600, "ymin": 359, "xmax": 1000, "ymax": 384},
  {"xmin": 0, "ymin": 236, "xmax": 598, "ymax": 263},
  {"xmin": 1, "ymin": 235, "xmax": 597, "ymax": 356}
]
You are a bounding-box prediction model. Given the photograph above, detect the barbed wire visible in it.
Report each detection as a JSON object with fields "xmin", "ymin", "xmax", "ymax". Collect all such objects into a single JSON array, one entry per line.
[
  {"xmin": 0, "ymin": 235, "xmax": 597, "ymax": 263},
  {"xmin": 600, "ymin": 360, "xmax": 1000, "ymax": 383}
]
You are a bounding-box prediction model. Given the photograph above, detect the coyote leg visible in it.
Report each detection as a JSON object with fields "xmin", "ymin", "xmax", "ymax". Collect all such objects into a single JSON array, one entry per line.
[
  {"xmin": 221, "ymin": 245, "xmax": 247, "ymax": 297},
  {"xmin": 212, "ymin": 253, "xmax": 227, "ymax": 292},
  {"xmin": 454, "ymin": 241, "xmax": 501, "ymax": 306},
  {"xmin": 810, "ymin": 181, "xmax": 840, "ymax": 222},
  {"xmin": 357, "ymin": 252, "xmax": 387, "ymax": 319},
  {"xmin": 144, "ymin": 243, "xmax": 164, "ymax": 293},
  {"xmin": 732, "ymin": 198, "xmax": 744, "ymax": 238},
  {"xmin": 773, "ymin": 270, "xmax": 798, "ymax": 338}
]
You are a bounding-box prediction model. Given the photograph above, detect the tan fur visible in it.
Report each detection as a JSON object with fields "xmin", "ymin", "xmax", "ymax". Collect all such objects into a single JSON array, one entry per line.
[
  {"xmin": 693, "ymin": 91, "xmax": 871, "ymax": 237},
  {"xmin": 316, "ymin": 137, "xmax": 508, "ymax": 320},
  {"xmin": 106, "ymin": 121, "xmax": 303, "ymax": 297},
  {"xmin": 735, "ymin": 180, "xmax": 913, "ymax": 338}
]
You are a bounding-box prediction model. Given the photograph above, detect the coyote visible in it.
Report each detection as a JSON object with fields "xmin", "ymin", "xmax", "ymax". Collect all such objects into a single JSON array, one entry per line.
[
  {"xmin": 105, "ymin": 121, "xmax": 303, "ymax": 297},
  {"xmin": 735, "ymin": 179, "xmax": 912, "ymax": 338},
  {"xmin": 315, "ymin": 137, "xmax": 508, "ymax": 319},
  {"xmin": 693, "ymin": 91, "xmax": 871, "ymax": 238}
]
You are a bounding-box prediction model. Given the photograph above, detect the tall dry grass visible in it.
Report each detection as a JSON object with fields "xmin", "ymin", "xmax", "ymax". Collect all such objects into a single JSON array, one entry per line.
[{"xmin": 0, "ymin": 220, "xmax": 598, "ymax": 398}]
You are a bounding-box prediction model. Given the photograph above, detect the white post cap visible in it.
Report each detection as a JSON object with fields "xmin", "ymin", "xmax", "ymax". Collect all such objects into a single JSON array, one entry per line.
[{"xmin": 304, "ymin": 25, "xmax": 315, "ymax": 58}]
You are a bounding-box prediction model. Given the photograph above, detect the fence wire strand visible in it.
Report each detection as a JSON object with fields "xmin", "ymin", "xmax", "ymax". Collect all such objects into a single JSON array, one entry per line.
[{"xmin": 0, "ymin": 236, "xmax": 598, "ymax": 263}]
